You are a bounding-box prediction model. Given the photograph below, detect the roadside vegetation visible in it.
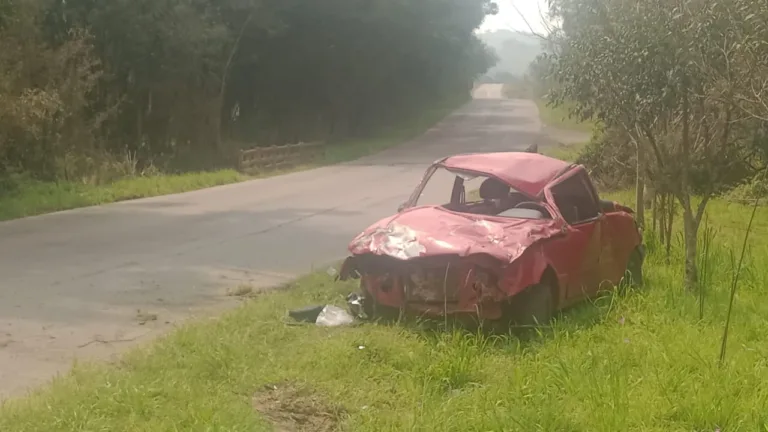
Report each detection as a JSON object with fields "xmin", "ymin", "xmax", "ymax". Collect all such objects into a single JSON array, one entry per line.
[
  {"xmin": 0, "ymin": 101, "xmax": 457, "ymax": 221},
  {"xmin": 0, "ymin": 0, "xmax": 495, "ymax": 220}
]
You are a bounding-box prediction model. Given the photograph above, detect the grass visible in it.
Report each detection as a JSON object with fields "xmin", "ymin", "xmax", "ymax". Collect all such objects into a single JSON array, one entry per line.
[
  {"xmin": 3, "ymin": 191, "xmax": 768, "ymax": 431},
  {"xmin": 0, "ymin": 170, "xmax": 249, "ymax": 221},
  {"xmin": 0, "ymin": 99, "xmax": 463, "ymax": 222},
  {"xmin": 535, "ymin": 98, "xmax": 596, "ymax": 133},
  {"xmin": 540, "ymin": 141, "xmax": 588, "ymax": 162}
]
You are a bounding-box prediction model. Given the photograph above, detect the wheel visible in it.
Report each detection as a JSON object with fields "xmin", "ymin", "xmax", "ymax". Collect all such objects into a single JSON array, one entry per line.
[
  {"xmin": 494, "ymin": 281, "xmax": 554, "ymax": 333},
  {"xmin": 624, "ymin": 247, "xmax": 644, "ymax": 288}
]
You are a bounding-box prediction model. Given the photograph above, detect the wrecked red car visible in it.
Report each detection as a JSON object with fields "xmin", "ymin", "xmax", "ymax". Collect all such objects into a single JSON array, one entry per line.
[{"xmin": 339, "ymin": 152, "xmax": 644, "ymax": 327}]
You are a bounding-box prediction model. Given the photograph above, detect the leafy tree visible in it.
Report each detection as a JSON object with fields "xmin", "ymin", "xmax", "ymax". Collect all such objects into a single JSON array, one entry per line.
[{"xmin": 546, "ymin": 0, "xmax": 764, "ymax": 291}]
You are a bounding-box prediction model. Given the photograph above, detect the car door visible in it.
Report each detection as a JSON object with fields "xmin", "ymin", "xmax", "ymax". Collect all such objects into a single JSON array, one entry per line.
[{"xmin": 544, "ymin": 169, "xmax": 606, "ymax": 300}]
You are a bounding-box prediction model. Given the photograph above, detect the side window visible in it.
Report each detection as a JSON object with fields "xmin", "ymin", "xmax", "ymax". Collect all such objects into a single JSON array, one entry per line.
[{"xmin": 550, "ymin": 172, "xmax": 600, "ymax": 224}]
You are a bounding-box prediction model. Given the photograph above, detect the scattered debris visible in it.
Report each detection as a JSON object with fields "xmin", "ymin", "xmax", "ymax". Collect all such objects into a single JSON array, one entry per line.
[
  {"xmin": 315, "ymin": 305, "xmax": 355, "ymax": 327},
  {"xmin": 326, "ymin": 267, "xmax": 338, "ymax": 277},
  {"xmin": 346, "ymin": 293, "xmax": 367, "ymax": 319},
  {"xmin": 252, "ymin": 382, "xmax": 345, "ymax": 432},
  {"xmin": 135, "ymin": 309, "xmax": 158, "ymax": 325},
  {"xmin": 289, "ymin": 304, "xmax": 356, "ymax": 327},
  {"xmin": 288, "ymin": 305, "xmax": 326, "ymax": 323}
]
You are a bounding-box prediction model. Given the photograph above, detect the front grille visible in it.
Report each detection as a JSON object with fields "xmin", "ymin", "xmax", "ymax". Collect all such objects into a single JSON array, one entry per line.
[{"xmin": 405, "ymin": 265, "xmax": 462, "ymax": 303}]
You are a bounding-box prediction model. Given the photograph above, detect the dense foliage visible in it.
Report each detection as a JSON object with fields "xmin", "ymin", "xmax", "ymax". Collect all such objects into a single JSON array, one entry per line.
[
  {"xmin": 540, "ymin": 0, "xmax": 768, "ymax": 289},
  {"xmin": 0, "ymin": 0, "xmax": 497, "ymax": 180}
]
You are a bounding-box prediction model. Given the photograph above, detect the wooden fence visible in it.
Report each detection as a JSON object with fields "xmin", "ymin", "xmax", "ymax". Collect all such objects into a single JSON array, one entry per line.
[{"xmin": 238, "ymin": 141, "xmax": 324, "ymax": 174}]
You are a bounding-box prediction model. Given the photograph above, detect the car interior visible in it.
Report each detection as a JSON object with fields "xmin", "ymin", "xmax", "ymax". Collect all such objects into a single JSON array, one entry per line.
[
  {"xmin": 442, "ymin": 176, "xmax": 552, "ymax": 219},
  {"xmin": 428, "ymin": 167, "xmax": 607, "ymax": 224},
  {"xmin": 548, "ymin": 173, "xmax": 601, "ymax": 224}
]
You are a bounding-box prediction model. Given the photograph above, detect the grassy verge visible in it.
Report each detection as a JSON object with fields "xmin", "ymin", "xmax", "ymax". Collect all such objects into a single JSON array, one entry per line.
[
  {"xmin": 2, "ymin": 191, "xmax": 768, "ymax": 431},
  {"xmin": 535, "ymin": 98, "xmax": 596, "ymax": 133},
  {"xmin": 540, "ymin": 141, "xmax": 588, "ymax": 162},
  {"xmin": 0, "ymin": 99, "xmax": 463, "ymax": 222},
  {"xmin": 0, "ymin": 170, "xmax": 249, "ymax": 221}
]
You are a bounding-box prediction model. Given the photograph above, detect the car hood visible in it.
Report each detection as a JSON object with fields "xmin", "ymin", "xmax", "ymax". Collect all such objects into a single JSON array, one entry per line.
[{"xmin": 348, "ymin": 206, "xmax": 565, "ymax": 264}]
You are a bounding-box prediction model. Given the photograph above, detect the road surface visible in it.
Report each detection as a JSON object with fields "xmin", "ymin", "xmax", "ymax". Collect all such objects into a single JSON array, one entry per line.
[{"xmin": 0, "ymin": 84, "xmax": 542, "ymax": 398}]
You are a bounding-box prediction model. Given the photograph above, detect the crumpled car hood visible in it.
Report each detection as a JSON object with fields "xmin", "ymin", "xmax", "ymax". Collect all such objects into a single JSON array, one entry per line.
[{"xmin": 348, "ymin": 206, "xmax": 565, "ymax": 264}]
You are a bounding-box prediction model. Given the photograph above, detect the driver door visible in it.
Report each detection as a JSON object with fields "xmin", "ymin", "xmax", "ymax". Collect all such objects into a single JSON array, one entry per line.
[{"xmin": 544, "ymin": 169, "xmax": 606, "ymax": 300}]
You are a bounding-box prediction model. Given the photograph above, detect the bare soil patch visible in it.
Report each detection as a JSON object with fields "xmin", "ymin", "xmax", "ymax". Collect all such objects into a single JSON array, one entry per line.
[{"xmin": 252, "ymin": 382, "xmax": 346, "ymax": 432}]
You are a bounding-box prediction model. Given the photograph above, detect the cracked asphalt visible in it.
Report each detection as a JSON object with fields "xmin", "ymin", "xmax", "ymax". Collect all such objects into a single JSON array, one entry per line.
[{"xmin": 0, "ymin": 84, "xmax": 543, "ymax": 398}]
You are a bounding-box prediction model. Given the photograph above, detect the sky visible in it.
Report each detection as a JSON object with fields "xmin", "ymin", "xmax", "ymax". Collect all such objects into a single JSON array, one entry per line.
[{"xmin": 479, "ymin": 0, "xmax": 551, "ymax": 34}]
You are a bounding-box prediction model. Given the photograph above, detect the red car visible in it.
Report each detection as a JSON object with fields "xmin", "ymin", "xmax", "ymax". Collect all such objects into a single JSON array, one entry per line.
[{"xmin": 339, "ymin": 152, "xmax": 644, "ymax": 327}]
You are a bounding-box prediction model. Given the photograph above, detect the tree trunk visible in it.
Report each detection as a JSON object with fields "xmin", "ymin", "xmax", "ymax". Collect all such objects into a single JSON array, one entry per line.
[
  {"xmin": 682, "ymin": 203, "xmax": 699, "ymax": 292},
  {"xmin": 635, "ymin": 142, "xmax": 646, "ymax": 229},
  {"xmin": 665, "ymin": 194, "xmax": 674, "ymax": 264},
  {"xmin": 651, "ymin": 193, "xmax": 658, "ymax": 234},
  {"xmin": 216, "ymin": 11, "xmax": 255, "ymax": 155}
]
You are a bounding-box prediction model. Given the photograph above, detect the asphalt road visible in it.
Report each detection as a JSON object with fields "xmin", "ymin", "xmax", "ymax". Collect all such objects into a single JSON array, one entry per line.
[{"xmin": 0, "ymin": 84, "xmax": 542, "ymax": 398}]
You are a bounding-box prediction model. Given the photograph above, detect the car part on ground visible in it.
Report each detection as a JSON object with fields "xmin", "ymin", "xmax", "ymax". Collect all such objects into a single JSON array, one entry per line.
[{"xmin": 288, "ymin": 304, "xmax": 356, "ymax": 327}]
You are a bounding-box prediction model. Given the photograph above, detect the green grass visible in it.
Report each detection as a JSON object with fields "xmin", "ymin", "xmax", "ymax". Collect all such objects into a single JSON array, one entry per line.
[
  {"xmin": 540, "ymin": 141, "xmax": 588, "ymax": 163},
  {"xmin": 0, "ymin": 170, "xmax": 249, "ymax": 221},
  {"xmin": 3, "ymin": 191, "xmax": 768, "ymax": 431},
  {"xmin": 535, "ymin": 99, "xmax": 596, "ymax": 133},
  {"xmin": 0, "ymin": 99, "xmax": 463, "ymax": 222}
]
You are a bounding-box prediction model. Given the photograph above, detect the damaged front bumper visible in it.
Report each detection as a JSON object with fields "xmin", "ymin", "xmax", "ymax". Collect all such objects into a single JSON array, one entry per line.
[{"xmin": 339, "ymin": 254, "xmax": 507, "ymax": 320}]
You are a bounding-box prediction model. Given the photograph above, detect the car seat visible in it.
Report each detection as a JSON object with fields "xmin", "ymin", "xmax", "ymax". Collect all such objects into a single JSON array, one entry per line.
[{"xmin": 478, "ymin": 178, "xmax": 511, "ymax": 214}]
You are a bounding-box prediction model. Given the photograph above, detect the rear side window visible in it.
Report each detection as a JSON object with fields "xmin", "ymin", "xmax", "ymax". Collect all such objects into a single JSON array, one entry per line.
[{"xmin": 550, "ymin": 172, "xmax": 600, "ymax": 225}]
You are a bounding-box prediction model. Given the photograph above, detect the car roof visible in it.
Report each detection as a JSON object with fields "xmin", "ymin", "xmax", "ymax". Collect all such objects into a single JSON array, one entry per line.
[{"xmin": 439, "ymin": 152, "xmax": 574, "ymax": 197}]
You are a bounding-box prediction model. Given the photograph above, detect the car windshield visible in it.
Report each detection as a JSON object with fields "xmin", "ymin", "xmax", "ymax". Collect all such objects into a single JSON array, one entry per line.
[{"xmin": 413, "ymin": 167, "xmax": 551, "ymax": 219}]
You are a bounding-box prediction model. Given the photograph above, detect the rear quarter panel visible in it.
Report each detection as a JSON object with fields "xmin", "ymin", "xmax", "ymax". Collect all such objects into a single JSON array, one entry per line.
[{"xmin": 601, "ymin": 210, "xmax": 643, "ymax": 282}]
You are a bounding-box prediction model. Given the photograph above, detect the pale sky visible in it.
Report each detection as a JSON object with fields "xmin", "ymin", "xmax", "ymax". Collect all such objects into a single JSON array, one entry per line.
[{"xmin": 479, "ymin": 0, "xmax": 551, "ymax": 34}]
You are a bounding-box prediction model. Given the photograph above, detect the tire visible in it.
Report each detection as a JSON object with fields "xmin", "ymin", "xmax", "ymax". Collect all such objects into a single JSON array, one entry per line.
[
  {"xmin": 497, "ymin": 281, "xmax": 554, "ymax": 332},
  {"xmin": 624, "ymin": 247, "xmax": 644, "ymax": 288}
]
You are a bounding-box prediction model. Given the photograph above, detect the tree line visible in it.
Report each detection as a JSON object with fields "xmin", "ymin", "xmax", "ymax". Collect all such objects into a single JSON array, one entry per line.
[
  {"xmin": 0, "ymin": 0, "xmax": 497, "ymax": 182},
  {"xmin": 535, "ymin": 0, "xmax": 768, "ymax": 291}
]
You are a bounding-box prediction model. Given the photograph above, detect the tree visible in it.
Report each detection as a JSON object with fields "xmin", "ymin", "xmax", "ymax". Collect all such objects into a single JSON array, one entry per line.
[
  {"xmin": 1, "ymin": 0, "xmax": 498, "ymax": 178},
  {"xmin": 546, "ymin": 0, "xmax": 762, "ymax": 291}
]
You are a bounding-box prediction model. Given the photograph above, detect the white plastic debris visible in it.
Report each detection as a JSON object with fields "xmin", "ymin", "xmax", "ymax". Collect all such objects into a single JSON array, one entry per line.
[
  {"xmin": 326, "ymin": 267, "xmax": 338, "ymax": 277},
  {"xmin": 315, "ymin": 305, "xmax": 355, "ymax": 327}
]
